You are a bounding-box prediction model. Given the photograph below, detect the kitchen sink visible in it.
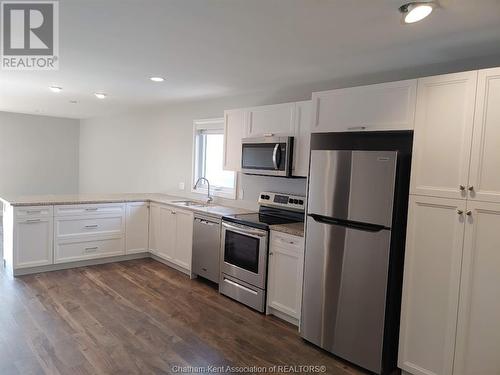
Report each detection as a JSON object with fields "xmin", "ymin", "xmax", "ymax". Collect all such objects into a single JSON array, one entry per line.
[{"xmin": 171, "ymin": 200, "xmax": 209, "ymax": 207}]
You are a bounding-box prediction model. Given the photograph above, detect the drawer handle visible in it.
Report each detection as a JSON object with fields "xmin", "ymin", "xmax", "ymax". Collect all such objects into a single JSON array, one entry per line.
[
  {"xmin": 26, "ymin": 210, "xmax": 42, "ymax": 214},
  {"xmin": 84, "ymin": 224, "xmax": 99, "ymax": 229},
  {"xmin": 278, "ymin": 237, "xmax": 296, "ymax": 245},
  {"xmin": 348, "ymin": 126, "xmax": 367, "ymax": 130},
  {"xmin": 85, "ymin": 208, "xmax": 98, "ymax": 211},
  {"xmin": 84, "ymin": 247, "xmax": 98, "ymax": 252},
  {"xmin": 25, "ymin": 219, "xmax": 41, "ymax": 223},
  {"xmin": 223, "ymin": 278, "xmax": 258, "ymax": 295}
]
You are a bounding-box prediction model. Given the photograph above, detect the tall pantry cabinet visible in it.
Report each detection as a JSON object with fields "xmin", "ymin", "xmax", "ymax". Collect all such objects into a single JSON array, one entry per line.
[{"xmin": 399, "ymin": 67, "xmax": 500, "ymax": 375}]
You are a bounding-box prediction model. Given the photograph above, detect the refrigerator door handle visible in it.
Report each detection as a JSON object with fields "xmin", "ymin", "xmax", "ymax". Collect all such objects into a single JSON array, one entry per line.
[{"xmin": 308, "ymin": 213, "xmax": 389, "ymax": 232}]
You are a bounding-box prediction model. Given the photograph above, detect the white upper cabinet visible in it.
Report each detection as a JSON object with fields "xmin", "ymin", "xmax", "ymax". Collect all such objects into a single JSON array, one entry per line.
[
  {"xmin": 468, "ymin": 68, "xmax": 500, "ymax": 203},
  {"xmin": 454, "ymin": 201, "xmax": 500, "ymax": 375},
  {"xmin": 245, "ymin": 102, "xmax": 296, "ymax": 137},
  {"xmin": 311, "ymin": 79, "xmax": 417, "ymax": 133},
  {"xmin": 125, "ymin": 202, "xmax": 149, "ymax": 254},
  {"xmin": 410, "ymin": 71, "xmax": 478, "ymax": 200},
  {"xmin": 399, "ymin": 195, "xmax": 466, "ymax": 375},
  {"xmin": 223, "ymin": 108, "xmax": 246, "ymax": 171},
  {"xmin": 292, "ymin": 100, "xmax": 312, "ymax": 177}
]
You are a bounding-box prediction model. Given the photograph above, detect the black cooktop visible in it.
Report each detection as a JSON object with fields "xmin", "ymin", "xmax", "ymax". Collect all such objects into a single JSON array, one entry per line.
[{"xmin": 223, "ymin": 207, "xmax": 304, "ymax": 230}]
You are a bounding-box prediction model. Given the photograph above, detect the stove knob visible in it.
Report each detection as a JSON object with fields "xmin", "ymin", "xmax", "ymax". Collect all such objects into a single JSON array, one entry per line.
[
  {"xmin": 288, "ymin": 198, "xmax": 294, "ymax": 203},
  {"xmin": 260, "ymin": 194, "xmax": 266, "ymax": 199},
  {"xmin": 298, "ymin": 200, "xmax": 304, "ymax": 205}
]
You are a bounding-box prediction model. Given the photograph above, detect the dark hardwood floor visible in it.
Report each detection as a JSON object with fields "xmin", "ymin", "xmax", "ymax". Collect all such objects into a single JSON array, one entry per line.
[{"xmin": 0, "ymin": 259, "xmax": 367, "ymax": 374}]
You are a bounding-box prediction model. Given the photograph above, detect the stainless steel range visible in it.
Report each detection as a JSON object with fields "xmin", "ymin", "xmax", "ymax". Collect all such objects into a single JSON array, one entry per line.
[{"xmin": 220, "ymin": 192, "xmax": 305, "ymax": 312}]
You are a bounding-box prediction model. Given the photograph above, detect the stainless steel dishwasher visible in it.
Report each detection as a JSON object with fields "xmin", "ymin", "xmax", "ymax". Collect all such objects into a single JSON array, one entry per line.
[{"xmin": 192, "ymin": 214, "xmax": 221, "ymax": 283}]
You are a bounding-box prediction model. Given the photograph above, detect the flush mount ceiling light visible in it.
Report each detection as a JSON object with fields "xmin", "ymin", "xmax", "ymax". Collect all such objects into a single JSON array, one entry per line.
[
  {"xmin": 399, "ymin": 1, "xmax": 436, "ymax": 24},
  {"xmin": 49, "ymin": 86, "xmax": 62, "ymax": 93},
  {"xmin": 150, "ymin": 76, "xmax": 165, "ymax": 82},
  {"xmin": 94, "ymin": 92, "xmax": 107, "ymax": 99}
]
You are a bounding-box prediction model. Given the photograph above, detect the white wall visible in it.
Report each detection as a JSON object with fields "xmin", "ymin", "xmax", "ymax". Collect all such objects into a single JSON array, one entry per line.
[
  {"xmin": 79, "ymin": 93, "xmax": 308, "ymax": 210},
  {"xmin": 0, "ymin": 111, "xmax": 80, "ymax": 197}
]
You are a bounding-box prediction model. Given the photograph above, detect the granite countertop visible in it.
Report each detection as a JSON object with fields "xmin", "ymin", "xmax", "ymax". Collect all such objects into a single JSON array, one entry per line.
[
  {"xmin": 270, "ymin": 222, "xmax": 305, "ymax": 237},
  {"xmin": 0, "ymin": 193, "xmax": 254, "ymax": 219}
]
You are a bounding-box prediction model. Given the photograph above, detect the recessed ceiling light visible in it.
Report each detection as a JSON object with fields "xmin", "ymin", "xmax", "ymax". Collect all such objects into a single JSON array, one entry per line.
[
  {"xmin": 399, "ymin": 1, "xmax": 435, "ymax": 24},
  {"xmin": 150, "ymin": 76, "xmax": 165, "ymax": 82},
  {"xmin": 94, "ymin": 93, "xmax": 107, "ymax": 99},
  {"xmin": 49, "ymin": 86, "xmax": 62, "ymax": 93},
  {"xmin": 69, "ymin": 100, "xmax": 78, "ymax": 104}
]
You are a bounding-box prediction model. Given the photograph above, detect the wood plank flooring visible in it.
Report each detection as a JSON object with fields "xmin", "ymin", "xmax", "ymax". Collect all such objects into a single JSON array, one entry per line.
[{"xmin": 0, "ymin": 259, "xmax": 368, "ymax": 374}]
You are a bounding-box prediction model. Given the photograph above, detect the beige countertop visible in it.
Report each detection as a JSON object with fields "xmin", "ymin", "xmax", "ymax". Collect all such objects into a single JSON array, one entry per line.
[
  {"xmin": 270, "ymin": 222, "xmax": 305, "ymax": 237},
  {"xmin": 0, "ymin": 193, "xmax": 253, "ymax": 219}
]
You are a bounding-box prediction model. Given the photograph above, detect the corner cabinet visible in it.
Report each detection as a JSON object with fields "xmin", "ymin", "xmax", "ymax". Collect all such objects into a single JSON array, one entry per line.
[
  {"xmin": 149, "ymin": 203, "xmax": 193, "ymax": 273},
  {"xmin": 125, "ymin": 202, "xmax": 149, "ymax": 254},
  {"xmin": 13, "ymin": 207, "xmax": 54, "ymax": 269},
  {"xmin": 266, "ymin": 231, "xmax": 304, "ymax": 325},
  {"xmin": 311, "ymin": 79, "xmax": 417, "ymax": 133}
]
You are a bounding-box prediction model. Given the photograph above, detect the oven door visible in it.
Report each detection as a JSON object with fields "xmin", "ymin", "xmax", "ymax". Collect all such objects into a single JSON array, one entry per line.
[
  {"xmin": 241, "ymin": 137, "xmax": 292, "ymax": 177},
  {"xmin": 221, "ymin": 221, "xmax": 268, "ymax": 289}
]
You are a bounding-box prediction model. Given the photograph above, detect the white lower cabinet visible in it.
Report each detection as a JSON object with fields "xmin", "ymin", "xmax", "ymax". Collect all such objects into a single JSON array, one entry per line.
[
  {"xmin": 14, "ymin": 212, "xmax": 53, "ymax": 269},
  {"xmin": 399, "ymin": 195, "xmax": 466, "ymax": 375},
  {"xmin": 266, "ymin": 231, "xmax": 304, "ymax": 325},
  {"xmin": 149, "ymin": 203, "xmax": 193, "ymax": 272},
  {"xmin": 54, "ymin": 203, "xmax": 126, "ymax": 264},
  {"xmin": 125, "ymin": 202, "xmax": 149, "ymax": 254},
  {"xmin": 453, "ymin": 201, "xmax": 500, "ymax": 375}
]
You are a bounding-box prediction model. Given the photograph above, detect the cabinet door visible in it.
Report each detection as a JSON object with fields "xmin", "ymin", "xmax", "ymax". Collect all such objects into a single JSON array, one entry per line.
[
  {"xmin": 14, "ymin": 217, "xmax": 53, "ymax": 268},
  {"xmin": 174, "ymin": 209, "xmax": 193, "ymax": 271},
  {"xmin": 453, "ymin": 201, "xmax": 500, "ymax": 375},
  {"xmin": 267, "ymin": 232, "xmax": 304, "ymax": 320},
  {"xmin": 158, "ymin": 206, "xmax": 176, "ymax": 261},
  {"xmin": 311, "ymin": 79, "xmax": 416, "ymax": 133},
  {"xmin": 223, "ymin": 109, "xmax": 246, "ymax": 171},
  {"xmin": 292, "ymin": 100, "xmax": 312, "ymax": 177},
  {"xmin": 148, "ymin": 203, "xmax": 160, "ymax": 253},
  {"xmin": 246, "ymin": 102, "xmax": 296, "ymax": 137},
  {"xmin": 468, "ymin": 68, "xmax": 500, "ymax": 203},
  {"xmin": 410, "ymin": 71, "xmax": 477, "ymax": 199},
  {"xmin": 125, "ymin": 202, "xmax": 149, "ymax": 254},
  {"xmin": 398, "ymin": 195, "xmax": 465, "ymax": 375}
]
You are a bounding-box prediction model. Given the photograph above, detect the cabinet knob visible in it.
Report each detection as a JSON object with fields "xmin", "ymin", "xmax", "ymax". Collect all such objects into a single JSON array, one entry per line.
[
  {"xmin": 468, "ymin": 186, "xmax": 474, "ymax": 191},
  {"xmin": 459, "ymin": 185, "xmax": 466, "ymax": 191},
  {"xmin": 269, "ymin": 252, "xmax": 273, "ymax": 256},
  {"xmin": 466, "ymin": 210, "xmax": 472, "ymax": 216},
  {"xmin": 457, "ymin": 209, "xmax": 464, "ymax": 215}
]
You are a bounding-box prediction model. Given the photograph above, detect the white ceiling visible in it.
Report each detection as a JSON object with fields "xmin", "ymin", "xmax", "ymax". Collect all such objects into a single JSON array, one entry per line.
[{"xmin": 1, "ymin": 0, "xmax": 500, "ymax": 119}]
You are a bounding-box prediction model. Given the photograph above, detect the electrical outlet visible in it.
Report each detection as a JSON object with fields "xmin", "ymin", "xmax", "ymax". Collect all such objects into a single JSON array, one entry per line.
[{"xmin": 178, "ymin": 182, "xmax": 185, "ymax": 190}]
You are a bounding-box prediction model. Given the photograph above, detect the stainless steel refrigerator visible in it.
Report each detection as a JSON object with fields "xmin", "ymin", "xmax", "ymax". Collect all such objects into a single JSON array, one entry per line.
[{"xmin": 301, "ymin": 131, "xmax": 412, "ymax": 375}]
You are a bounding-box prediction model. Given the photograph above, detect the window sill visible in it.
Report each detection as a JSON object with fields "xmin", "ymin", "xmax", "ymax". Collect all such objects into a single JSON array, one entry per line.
[{"xmin": 191, "ymin": 187, "xmax": 236, "ymax": 200}]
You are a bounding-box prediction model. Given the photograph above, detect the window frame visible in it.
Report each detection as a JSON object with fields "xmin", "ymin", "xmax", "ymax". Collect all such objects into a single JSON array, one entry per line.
[{"xmin": 192, "ymin": 118, "xmax": 237, "ymax": 200}]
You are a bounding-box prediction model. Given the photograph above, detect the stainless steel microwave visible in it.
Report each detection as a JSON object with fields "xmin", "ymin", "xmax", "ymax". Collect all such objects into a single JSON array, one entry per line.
[{"xmin": 241, "ymin": 136, "xmax": 293, "ymax": 177}]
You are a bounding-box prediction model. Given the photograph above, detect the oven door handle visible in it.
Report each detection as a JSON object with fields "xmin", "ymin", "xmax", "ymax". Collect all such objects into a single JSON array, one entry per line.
[
  {"xmin": 222, "ymin": 222, "xmax": 267, "ymax": 238},
  {"xmin": 272, "ymin": 143, "xmax": 281, "ymax": 170}
]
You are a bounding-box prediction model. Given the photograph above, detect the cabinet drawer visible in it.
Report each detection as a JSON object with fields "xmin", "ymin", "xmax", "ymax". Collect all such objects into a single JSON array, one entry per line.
[
  {"xmin": 15, "ymin": 206, "xmax": 53, "ymax": 219},
  {"xmin": 55, "ymin": 214, "xmax": 124, "ymax": 239},
  {"xmin": 54, "ymin": 203, "xmax": 125, "ymax": 217},
  {"xmin": 270, "ymin": 231, "xmax": 303, "ymax": 251},
  {"xmin": 55, "ymin": 237, "xmax": 125, "ymax": 263}
]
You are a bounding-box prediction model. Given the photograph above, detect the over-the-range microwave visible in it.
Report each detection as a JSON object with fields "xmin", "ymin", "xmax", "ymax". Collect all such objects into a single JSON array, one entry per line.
[{"xmin": 241, "ymin": 136, "xmax": 293, "ymax": 177}]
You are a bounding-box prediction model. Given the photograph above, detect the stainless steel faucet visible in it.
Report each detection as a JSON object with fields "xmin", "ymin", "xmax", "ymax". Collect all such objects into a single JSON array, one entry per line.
[{"xmin": 193, "ymin": 177, "xmax": 213, "ymax": 203}]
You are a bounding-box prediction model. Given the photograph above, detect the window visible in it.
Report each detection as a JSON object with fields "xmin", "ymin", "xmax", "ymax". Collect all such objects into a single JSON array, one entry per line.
[{"xmin": 193, "ymin": 118, "xmax": 236, "ymax": 199}]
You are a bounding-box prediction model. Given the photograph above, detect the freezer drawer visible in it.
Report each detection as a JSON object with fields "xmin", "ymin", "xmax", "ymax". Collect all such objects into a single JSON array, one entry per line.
[
  {"xmin": 301, "ymin": 214, "xmax": 392, "ymax": 374},
  {"xmin": 308, "ymin": 150, "xmax": 397, "ymax": 227},
  {"xmin": 192, "ymin": 216, "xmax": 221, "ymax": 283}
]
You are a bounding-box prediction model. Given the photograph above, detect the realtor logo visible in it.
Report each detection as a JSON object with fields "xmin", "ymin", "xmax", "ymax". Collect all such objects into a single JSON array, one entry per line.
[{"xmin": 1, "ymin": 1, "xmax": 59, "ymax": 70}]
